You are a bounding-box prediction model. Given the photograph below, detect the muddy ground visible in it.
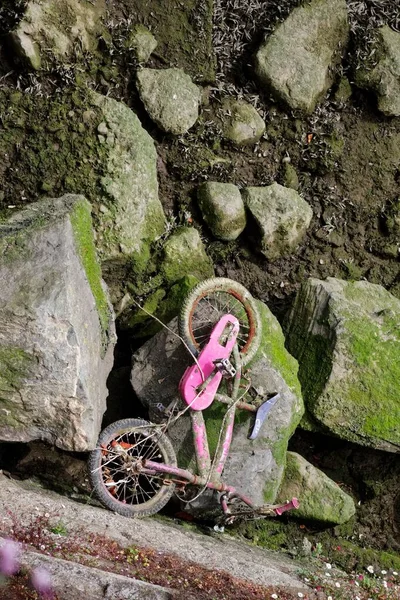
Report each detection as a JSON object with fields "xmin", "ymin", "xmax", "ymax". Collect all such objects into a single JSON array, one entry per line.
[{"xmin": 0, "ymin": 0, "xmax": 399, "ymax": 573}]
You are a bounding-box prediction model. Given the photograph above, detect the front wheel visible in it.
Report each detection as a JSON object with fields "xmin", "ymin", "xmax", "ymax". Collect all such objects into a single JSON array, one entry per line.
[
  {"xmin": 88, "ymin": 418, "xmax": 177, "ymax": 517},
  {"xmin": 179, "ymin": 277, "xmax": 261, "ymax": 366}
]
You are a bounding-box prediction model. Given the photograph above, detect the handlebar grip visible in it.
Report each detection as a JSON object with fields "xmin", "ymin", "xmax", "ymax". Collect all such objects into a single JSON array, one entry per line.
[{"xmin": 275, "ymin": 497, "xmax": 299, "ymax": 516}]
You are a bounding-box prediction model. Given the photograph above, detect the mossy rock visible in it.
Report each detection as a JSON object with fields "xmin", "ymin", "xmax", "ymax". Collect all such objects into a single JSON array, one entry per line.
[
  {"xmin": 277, "ymin": 451, "xmax": 356, "ymax": 525},
  {"xmin": 161, "ymin": 227, "xmax": 214, "ymax": 285},
  {"xmin": 197, "ymin": 181, "xmax": 246, "ymax": 241},
  {"xmin": 8, "ymin": 0, "xmax": 106, "ymax": 70},
  {"xmin": 285, "ymin": 277, "xmax": 400, "ymax": 452}
]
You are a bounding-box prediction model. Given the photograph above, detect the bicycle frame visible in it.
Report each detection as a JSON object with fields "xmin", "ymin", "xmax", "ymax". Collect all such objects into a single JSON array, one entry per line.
[{"xmin": 140, "ymin": 342, "xmax": 298, "ymax": 516}]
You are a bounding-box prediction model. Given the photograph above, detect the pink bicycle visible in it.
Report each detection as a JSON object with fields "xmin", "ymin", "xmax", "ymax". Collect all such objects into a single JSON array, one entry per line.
[{"xmin": 88, "ymin": 278, "xmax": 298, "ymax": 522}]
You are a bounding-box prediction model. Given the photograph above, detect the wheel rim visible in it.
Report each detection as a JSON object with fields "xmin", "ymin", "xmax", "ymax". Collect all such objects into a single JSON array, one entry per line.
[
  {"xmin": 187, "ymin": 289, "xmax": 257, "ymax": 355},
  {"xmin": 97, "ymin": 428, "xmax": 170, "ymax": 507}
]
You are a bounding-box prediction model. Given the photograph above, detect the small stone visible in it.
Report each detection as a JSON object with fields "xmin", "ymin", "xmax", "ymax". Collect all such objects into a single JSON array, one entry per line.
[
  {"xmin": 219, "ymin": 98, "xmax": 265, "ymax": 146},
  {"xmin": 242, "ymin": 183, "xmax": 313, "ymax": 260},
  {"xmin": 136, "ymin": 68, "xmax": 201, "ymax": 135},
  {"xmin": 197, "ymin": 182, "xmax": 246, "ymax": 241},
  {"xmin": 278, "ymin": 452, "xmax": 355, "ymax": 524},
  {"xmin": 97, "ymin": 122, "xmax": 108, "ymax": 135},
  {"xmin": 254, "ymin": 0, "xmax": 349, "ymax": 113},
  {"xmin": 125, "ymin": 24, "xmax": 157, "ymax": 63}
]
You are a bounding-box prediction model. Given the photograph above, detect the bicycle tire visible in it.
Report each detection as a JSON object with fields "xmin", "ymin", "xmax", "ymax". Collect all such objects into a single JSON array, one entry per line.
[
  {"xmin": 179, "ymin": 277, "xmax": 261, "ymax": 366},
  {"xmin": 88, "ymin": 418, "xmax": 177, "ymax": 518}
]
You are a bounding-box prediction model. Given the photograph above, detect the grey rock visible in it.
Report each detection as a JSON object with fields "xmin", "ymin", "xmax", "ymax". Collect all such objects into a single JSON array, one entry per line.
[
  {"xmin": 220, "ymin": 98, "xmax": 265, "ymax": 146},
  {"xmin": 242, "ymin": 183, "xmax": 313, "ymax": 260},
  {"xmin": 255, "ymin": 0, "xmax": 349, "ymax": 113},
  {"xmin": 9, "ymin": 0, "xmax": 105, "ymax": 70},
  {"xmin": 90, "ymin": 92, "xmax": 165, "ymax": 274},
  {"xmin": 136, "ymin": 68, "xmax": 201, "ymax": 134},
  {"xmin": 278, "ymin": 452, "xmax": 356, "ymax": 524},
  {"xmin": 17, "ymin": 549, "xmax": 173, "ymax": 599},
  {"xmin": 285, "ymin": 277, "xmax": 400, "ymax": 452},
  {"xmin": 0, "ymin": 473, "xmax": 308, "ymax": 591},
  {"xmin": 197, "ymin": 182, "xmax": 246, "ymax": 241},
  {"xmin": 161, "ymin": 227, "xmax": 214, "ymax": 285},
  {"xmin": 356, "ymin": 26, "xmax": 400, "ymax": 116},
  {"xmin": 131, "ymin": 300, "xmax": 303, "ymax": 509},
  {"xmin": 125, "ymin": 24, "xmax": 157, "ymax": 63},
  {"xmin": 0, "ymin": 195, "xmax": 115, "ymax": 451}
]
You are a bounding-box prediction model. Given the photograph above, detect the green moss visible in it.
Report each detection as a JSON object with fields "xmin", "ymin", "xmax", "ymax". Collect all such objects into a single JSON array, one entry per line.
[
  {"xmin": 70, "ymin": 199, "xmax": 110, "ymax": 347},
  {"xmin": 255, "ymin": 300, "xmax": 302, "ymax": 401},
  {"xmin": 117, "ymin": 0, "xmax": 215, "ymax": 82},
  {"xmin": 0, "ymin": 87, "xmax": 106, "ymax": 211},
  {"xmin": 337, "ymin": 315, "xmax": 400, "ymax": 444},
  {"xmin": 326, "ymin": 540, "xmax": 400, "ymax": 573},
  {"xmin": 237, "ymin": 519, "xmax": 288, "ymax": 551}
]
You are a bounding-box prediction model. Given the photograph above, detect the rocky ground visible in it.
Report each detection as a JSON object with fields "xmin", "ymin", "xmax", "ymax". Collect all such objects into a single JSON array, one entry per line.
[{"xmin": 0, "ymin": 0, "xmax": 400, "ymax": 597}]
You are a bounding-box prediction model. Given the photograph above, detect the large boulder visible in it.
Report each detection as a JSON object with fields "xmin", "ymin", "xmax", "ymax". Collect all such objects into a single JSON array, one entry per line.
[
  {"xmin": 136, "ymin": 68, "xmax": 201, "ymax": 134},
  {"xmin": 131, "ymin": 300, "xmax": 303, "ymax": 508},
  {"xmin": 356, "ymin": 26, "xmax": 400, "ymax": 117},
  {"xmin": 90, "ymin": 92, "xmax": 165, "ymax": 275},
  {"xmin": 242, "ymin": 183, "xmax": 313, "ymax": 260},
  {"xmin": 0, "ymin": 195, "xmax": 115, "ymax": 451},
  {"xmin": 254, "ymin": 0, "xmax": 349, "ymax": 113},
  {"xmin": 8, "ymin": 0, "xmax": 105, "ymax": 70},
  {"xmin": 197, "ymin": 182, "xmax": 246, "ymax": 241},
  {"xmin": 277, "ymin": 452, "xmax": 356, "ymax": 525},
  {"xmin": 285, "ymin": 278, "xmax": 400, "ymax": 453}
]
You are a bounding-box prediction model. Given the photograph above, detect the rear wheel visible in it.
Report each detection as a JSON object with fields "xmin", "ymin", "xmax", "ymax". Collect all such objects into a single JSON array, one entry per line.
[
  {"xmin": 179, "ymin": 278, "xmax": 261, "ymax": 366},
  {"xmin": 88, "ymin": 418, "xmax": 176, "ymax": 517}
]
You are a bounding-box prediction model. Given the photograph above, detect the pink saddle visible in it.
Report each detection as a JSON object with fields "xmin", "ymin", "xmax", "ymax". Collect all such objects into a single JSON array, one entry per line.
[{"xmin": 179, "ymin": 314, "xmax": 239, "ymax": 411}]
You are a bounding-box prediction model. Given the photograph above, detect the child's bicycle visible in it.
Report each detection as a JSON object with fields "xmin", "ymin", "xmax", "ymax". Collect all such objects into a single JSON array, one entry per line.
[{"xmin": 88, "ymin": 278, "xmax": 299, "ymax": 523}]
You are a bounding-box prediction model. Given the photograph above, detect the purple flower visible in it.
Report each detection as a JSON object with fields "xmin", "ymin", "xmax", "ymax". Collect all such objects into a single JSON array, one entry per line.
[
  {"xmin": 0, "ymin": 539, "xmax": 20, "ymax": 577},
  {"xmin": 31, "ymin": 567, "xmax": 54, "ymax": 599}
]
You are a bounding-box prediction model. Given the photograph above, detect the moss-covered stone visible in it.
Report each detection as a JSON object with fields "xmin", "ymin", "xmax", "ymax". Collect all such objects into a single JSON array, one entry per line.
[
  {"xmin": 136, "ymin": 68, "xmax": 201, "ymax": 135},
  {"xmin": 282, "ymin": 163, "xmax": 299, "ymax": 191},
  {"xmin": 124, "ymin": 24, "xmax": 157, "ymax": 63},
  {"xmin": 355, "ymin": 26, "xmax": 400, "ymax": 116},
  {"xmin": 219, "ymin": 98, "xmax": 265, "ymax": 146},
  {"xmin": 197, "ymin": 181, "xmax": 246, "ymax": 241},
  {"xmin": 277, "ymin": 451, "xmax": 356, "ymax": 524},
  {"xmin": 285, "ymin": 277, "xmax": 400, "ymax": 452},
  {"xmin": 161, "ymin": 227, "xmax": 214, "ymax": 285},
  {"xmin": 90, "ymin": 91, "xmax": 165, "ymax": 274},
  {"xmin": 8, "ymin": 0, "xmax": 106, "ymax": 70}
]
